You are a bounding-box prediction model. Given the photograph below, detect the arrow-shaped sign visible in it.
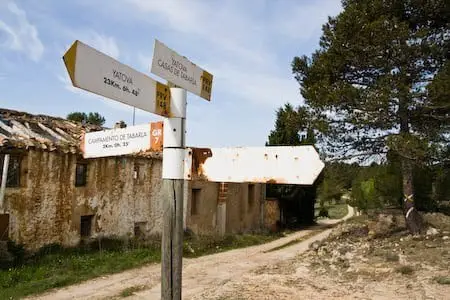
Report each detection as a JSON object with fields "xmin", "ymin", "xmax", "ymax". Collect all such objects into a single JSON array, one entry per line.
[
  {"xmin": 190, "ymin": 145, "xmax": 324, "ymax": 185},
  {"xmin": 63, "ymin": 40, "xmax": 171, "ymax": 117}
]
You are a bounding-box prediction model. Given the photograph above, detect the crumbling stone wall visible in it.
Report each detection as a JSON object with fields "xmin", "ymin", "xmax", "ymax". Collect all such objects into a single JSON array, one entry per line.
[
  {"xmin": 4, "ymin": 149, "xmax": 164, "ymax": 250},
  {"xmin": 225, "ymin": 183, "xmax": 262, "ymax": 234},
  {"xmin": 185, "ymin": 181, "xmax": 265, "ymax": 235},
  {"xmin": 3, "ymin": 149, "xmax": 266, "ymax": 249},
  {"xmin": 264, "ymin": 198, "xmax": 280, "ymax": 232},
  {"xmin": 186, "ymin": 180, "xmax": 219, "ymax": 235}
]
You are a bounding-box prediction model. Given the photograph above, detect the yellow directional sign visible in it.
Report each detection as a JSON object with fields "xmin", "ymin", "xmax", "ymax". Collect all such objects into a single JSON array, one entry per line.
[{"xmin": 63, "ymin": 40, "xmax": 171, "ymax": 117}]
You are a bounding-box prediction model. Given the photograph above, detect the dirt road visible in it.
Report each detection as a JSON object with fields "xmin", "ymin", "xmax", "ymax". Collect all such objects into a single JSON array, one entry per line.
[{"xmin": 30, "ymin": 206, "xmax": 354, "ymax": 300}]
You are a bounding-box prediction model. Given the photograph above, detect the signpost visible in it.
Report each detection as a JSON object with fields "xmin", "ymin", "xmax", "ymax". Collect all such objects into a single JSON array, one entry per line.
[
  {"xmin": 151, "ymin": 39, "xmax": 213, "ymax": 101},
  {"xmin": 63, "ymin": 38, "xmax": 325, "ymax": 300},
  {"xmin": 150, "ymin": 39, "xmax": 214, "ymax": 300},
  {"xmin": 81, "ymin": 122, "xmax": 163, "ymax": 159},
  {"xmin": 190, "ymin": 146, "xmax": 324, "ymax": 185},
  {"xmin": 63, "ymin": 40, "xmax": 171, "ymax": 117}
]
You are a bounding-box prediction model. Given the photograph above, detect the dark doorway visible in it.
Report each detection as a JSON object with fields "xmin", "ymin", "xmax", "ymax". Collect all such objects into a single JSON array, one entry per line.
[{"xmin": 0, "ymin": 214, "xmax": 9, "ymax": 241}]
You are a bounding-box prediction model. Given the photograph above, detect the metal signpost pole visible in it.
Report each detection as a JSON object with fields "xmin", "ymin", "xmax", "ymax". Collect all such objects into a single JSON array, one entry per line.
[{"xmin": 161, "ymin": 88, "xmax": 187, "ymax": 300}]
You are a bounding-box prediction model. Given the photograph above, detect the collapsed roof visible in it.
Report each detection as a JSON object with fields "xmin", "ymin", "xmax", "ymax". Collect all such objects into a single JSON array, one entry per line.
[{"xmin": 0, "ymin": 108, "xmax": 161, "ymax": 159}]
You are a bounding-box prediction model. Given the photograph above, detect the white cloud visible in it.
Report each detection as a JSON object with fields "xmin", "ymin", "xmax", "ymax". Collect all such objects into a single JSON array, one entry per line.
[
  {"xmin": 84, "ymin": 31, "xmax": 120, "ymax": 60},
  {"xmin": 137, "ymin": 53, "xmax": 152, "ymax": 72},
  {"xmin": 56, "ymin": 67, "xmax": 151, "ymax": 118},
  {"xmin": 211, "ymin": 63, "xmax": 301, "ymax": 107},
  {"xmin": 56, "ymin": 30, "xmax": 121, "ymax": 106},
  {"xmin": 0, "ymin": 2, "xmax": 44, "ymax": 62},
  {"xmin": 271, "ymin": 0, "xmax": 342, "ymax": 40},
  {"xmin": 124, "ymin": 0, "xmax": 341, "ymax": 108},
  {"xmin": 58, "ymin": 31, "xmax": 120, "ymax": 61},
  {"xmin": 125, "ymin": 0, "xmax": 273, "ymax": 66}
]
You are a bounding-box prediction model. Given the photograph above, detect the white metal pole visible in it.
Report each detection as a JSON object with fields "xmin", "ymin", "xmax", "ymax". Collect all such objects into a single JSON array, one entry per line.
[
  {"xmin": 0, "ymin": 154, "xmax": 10, "ymax": 213},
  {"xmin": 161, "ymin": 88, "xmax": 187, "ymax": 300}
]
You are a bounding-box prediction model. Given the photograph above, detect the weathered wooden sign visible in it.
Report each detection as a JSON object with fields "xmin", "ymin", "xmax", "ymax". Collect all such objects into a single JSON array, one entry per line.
[
  {"xmin": 151, "ymin": 39, "xmax": 213, "ymax": 101},
  {"xmin": 63, "ymin": 40, "xmax": 171, "ymax": 117}
]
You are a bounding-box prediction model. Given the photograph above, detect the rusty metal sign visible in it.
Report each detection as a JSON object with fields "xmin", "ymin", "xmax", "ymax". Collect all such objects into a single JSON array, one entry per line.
[{"xmin": 189, "ymin": 146, "xmax": 324, "ymax": 185}]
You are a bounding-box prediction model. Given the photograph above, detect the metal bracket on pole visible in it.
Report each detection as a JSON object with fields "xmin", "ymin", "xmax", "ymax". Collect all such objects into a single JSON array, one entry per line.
[{"xmin": 162, "ymin": 148, "xmax": 192, "ymax": 180}]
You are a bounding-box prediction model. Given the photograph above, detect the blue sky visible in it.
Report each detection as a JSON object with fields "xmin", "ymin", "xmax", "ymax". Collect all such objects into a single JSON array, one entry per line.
[{"xmin": 0, "ymin": 0, "xmax": 342, "ymax": 148}]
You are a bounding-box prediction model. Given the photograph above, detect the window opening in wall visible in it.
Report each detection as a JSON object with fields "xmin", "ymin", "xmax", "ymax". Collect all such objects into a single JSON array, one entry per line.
[
  {"xmin": 248, "ymin": 184, "xmax": 255, "ymax": 210},
  {"xmin": 191, "ymin": 188, "xmax": 201, "ymax": 216},
  {"xmin": 133, "ymin": 163, "xmax": 144, "ymax": 183},
  {"xmin": 0, "ymin": 155, "xmax": 21, "ymax": 187},
  {"xmin": 134, "ymin": 222, "xmax": 147, "ymax": 239},
  {"xmin": 133, "ymin": 164, "xmax": 139, "ymax": 180},
  {"xmin": 75, "ymin": 162, "xmax": 88, "ymax": 187},
  {"xmin": 80, "ymin": 215, "xmax": 93, "ymax": 237},
  {"xmin": 0, "ymin": 214, "xmax": 9, "ymax": 241}
]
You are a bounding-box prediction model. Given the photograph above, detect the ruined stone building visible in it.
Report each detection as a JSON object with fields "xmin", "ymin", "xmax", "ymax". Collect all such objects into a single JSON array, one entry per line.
[{"xmin": 0, "ymin": 108, "xmax": 271, "ymax": 250}]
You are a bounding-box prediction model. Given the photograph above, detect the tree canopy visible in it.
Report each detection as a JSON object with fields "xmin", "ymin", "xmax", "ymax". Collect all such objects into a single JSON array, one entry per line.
[
  {"xmin": 67, "ymin": 112, "xmax": 106, "ymax": 126},
  {"xmin": 292, "ymin": 0, "xmax": 449, "ymax": 163},
  {"xmin": 266, "ymin": 104, "xmax": 315, "ymax": 146},
  {"xmin": 289, "ymin": 0, "xmax": 449, "ymax": 234}
]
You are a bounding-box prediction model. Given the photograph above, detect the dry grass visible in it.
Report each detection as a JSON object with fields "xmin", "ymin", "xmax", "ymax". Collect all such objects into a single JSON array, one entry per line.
[
  {"xmin": 396, "ymin": 265, "xmax": 414, "ymax": 275},
  {"xmin": 119, "ymin": 285, "xmax": 148, "ymax": 297}
]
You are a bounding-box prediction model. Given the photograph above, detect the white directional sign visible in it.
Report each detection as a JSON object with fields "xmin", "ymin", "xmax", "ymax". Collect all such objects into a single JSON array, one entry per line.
[
  {"xmin": 151, "ymin": 39, "xmax": 213, "ymax": 101},
  {"xmin": 81, "ymin": 124, "xmax": 154, "ymax": 158},
  {"xmin": 191, "ymin": 146, "xmax": 324, "ymax": 185},
  {"xmin": 63, "ymin": 40, "xmax": 171, "ymax": 117}
]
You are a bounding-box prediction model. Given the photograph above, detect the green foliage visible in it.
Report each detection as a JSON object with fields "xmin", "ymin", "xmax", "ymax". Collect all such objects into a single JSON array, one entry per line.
[
  {"xmin": 183, "ymin": 232, "xmax": 282, "ymax": 258},
  {"xmin": 119, "ymin": 285, "xmax": 147, "ymax": 297},
  {"xmin": 435, "ymin": 276, "xmax": 450, "ymax": 285},
  {"xmin": 290, "ymin": 0, "xmax": 449, "ymax": 223},
  {"xmin": 433, "ymin": 165, "xmax": 450, "ymax": 205},
  {"xmin": 317, "ymin": 207, "xmax": 329, "ymax": 218},
  {"xmin": 413, "ymin": 165, "xmax": 437, "ymax": 212},
  {"xmin": 266, "ymin": 103, "xmax": 303, "ymax": 146},
  {"xmin": 67, "ymin": 111, "xmax": 106, "ymax": 126},
  {"xmin": 317, "ymin": 179, "xmax": 343, "ymax": 205},
  {"xmin": 291, "ymin": 0, "xmax": 450, "ymax": 164},
  {"xmin": 395, "ymin": 265, "xmax": 414, "ymax": 275},
  {"xmin": 351, "ymin": 177, "xmax": 377, "ymax": 211},
  {"xmin": 266, "ymin": 103, "xmax": 319, "ymax": 226},
  {"xmin": 66, "ymin": 111, "xmax": 86, "ymax": 123},
  {"xmin": 316, "ymin": 162, "xmax": 359, "ymax": 206},
  {"xmin": 2, "ymin": 240, "xmax": 26, "ymax": 268},
  {"xmin": 0, "ymin": 232, "xmax": 285, "ymax": 298},
  {"xmin": 350, "ymin": 163, "xmax": 402, "ymax": 211},
  {"xmin": 327, "ymin": 204, "xmax": 349, "ymax": 219},
  {"xmin": 0, "ymin": 239, "xmax": 160, "ymax": 299}
]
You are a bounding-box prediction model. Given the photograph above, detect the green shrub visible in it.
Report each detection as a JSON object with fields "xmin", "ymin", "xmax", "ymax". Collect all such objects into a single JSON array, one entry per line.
[
  {"xmin": 396, "ymin": 265, "xmax": 414, "ymax": 275},
  {"xmin": 435, "ymin": 276, "xmax": 450, "ymax": 285}
]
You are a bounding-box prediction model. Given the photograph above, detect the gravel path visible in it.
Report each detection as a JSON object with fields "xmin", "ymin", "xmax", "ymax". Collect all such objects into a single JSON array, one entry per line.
[{"xmin": 29, "ymin": 206, "xmax": 354, "ymax": 300}]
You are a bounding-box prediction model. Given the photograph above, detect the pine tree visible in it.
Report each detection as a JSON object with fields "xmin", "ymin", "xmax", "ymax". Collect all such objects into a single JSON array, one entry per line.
[{"xmin": 292, "ymin": 0, "xmax": 450, "ymax": 234}]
